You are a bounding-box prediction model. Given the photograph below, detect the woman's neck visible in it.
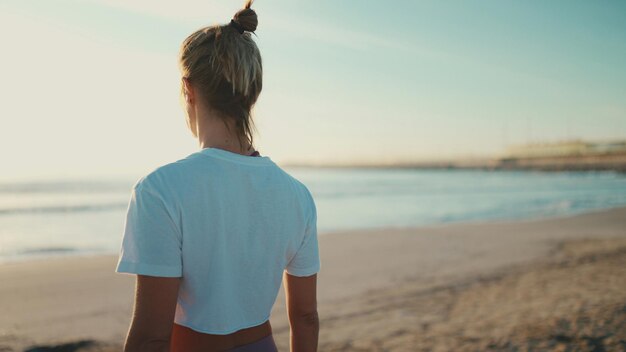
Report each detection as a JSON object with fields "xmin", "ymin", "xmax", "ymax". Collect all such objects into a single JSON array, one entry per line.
[{"xmin": 196, "ymin": 111, "xmax": 253, "ymax": 156}]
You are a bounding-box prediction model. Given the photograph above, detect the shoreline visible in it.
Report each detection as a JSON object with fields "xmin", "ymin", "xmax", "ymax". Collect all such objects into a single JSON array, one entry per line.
[
  {"xmin": 1, "ymin": 207, "xmax": 625, "ymax": 351},
  {"xmin": 2, "ymin": 205, "xmax": 626, "ymax": 267}
]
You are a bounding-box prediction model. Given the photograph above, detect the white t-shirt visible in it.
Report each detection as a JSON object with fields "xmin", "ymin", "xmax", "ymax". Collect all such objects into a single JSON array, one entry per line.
[{"xmin": 115, "ymin": 147, "xmax": 320, "ymax": 334}]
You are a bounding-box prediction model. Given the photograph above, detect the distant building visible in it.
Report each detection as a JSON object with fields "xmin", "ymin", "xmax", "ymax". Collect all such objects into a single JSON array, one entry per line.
[
  {"xmin": 504, "ymin": 139, "xmax": 626, "ymax": 159},
  {"xmin": 589, "ymin": 140, "xmax": 626, "ymax": 154}
]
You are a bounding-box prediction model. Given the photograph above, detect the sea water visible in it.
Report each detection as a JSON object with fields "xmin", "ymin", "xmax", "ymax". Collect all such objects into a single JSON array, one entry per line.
[{"xmin": 1, "ymin": 168, "xmax": 625, "ymax": 263}]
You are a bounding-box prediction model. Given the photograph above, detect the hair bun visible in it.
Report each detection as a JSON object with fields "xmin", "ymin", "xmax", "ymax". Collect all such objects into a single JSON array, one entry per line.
[{"xmin": 233, "ymin": 0, "xmax": 258, "ymax": 33}]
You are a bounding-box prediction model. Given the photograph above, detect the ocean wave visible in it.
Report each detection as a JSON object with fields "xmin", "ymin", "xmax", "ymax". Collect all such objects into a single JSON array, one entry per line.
[
  {"xmin": 18, "ymin": 246, "xmax": 79, "ymax": 254},
  {"xmin": 0, "ymin": 202, "xmax": 127, "ymax": 215},
  {"xmin": 0, "ymin": 180, "xmax": 134, "ymax": 194}
]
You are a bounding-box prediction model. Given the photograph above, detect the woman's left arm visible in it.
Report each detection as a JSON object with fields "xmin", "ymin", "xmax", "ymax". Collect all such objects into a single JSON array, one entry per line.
[{"xmin": 123, "ymin": 275, "xmax": 181, "ymax": 352}]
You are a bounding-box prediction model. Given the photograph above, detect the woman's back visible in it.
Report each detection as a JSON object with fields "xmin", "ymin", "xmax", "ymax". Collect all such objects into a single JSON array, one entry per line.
[
  {"xmin": 116, "ymin": 146, "xmax": 320, "ymax": 335},
  {"xmin": 116, "ymin": 2, "xmax": 320, "ymax": 350}
]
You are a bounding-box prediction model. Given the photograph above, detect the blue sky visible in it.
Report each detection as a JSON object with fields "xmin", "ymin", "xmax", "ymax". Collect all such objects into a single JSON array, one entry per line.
[{"xmin": 0, "ymin": 0, "xmax": 625, "ymax": 180}]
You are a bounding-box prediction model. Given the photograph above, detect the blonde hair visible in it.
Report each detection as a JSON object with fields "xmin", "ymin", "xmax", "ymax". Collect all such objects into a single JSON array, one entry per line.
[{"xmin": 179, "ymin": 0, "xmax": 262, "ymax": 151}]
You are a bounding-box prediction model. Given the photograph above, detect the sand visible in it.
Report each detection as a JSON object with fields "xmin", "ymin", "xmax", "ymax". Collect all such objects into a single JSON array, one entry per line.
[{"xmin": 1, "ymin": 207, "xmax": 625, "ymax": 351}]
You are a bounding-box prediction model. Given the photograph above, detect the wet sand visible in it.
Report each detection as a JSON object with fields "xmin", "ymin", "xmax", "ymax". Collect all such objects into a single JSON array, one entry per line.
[{"xmin": 1, "ymin": 207, "xmax": 625, "ymax": 351}]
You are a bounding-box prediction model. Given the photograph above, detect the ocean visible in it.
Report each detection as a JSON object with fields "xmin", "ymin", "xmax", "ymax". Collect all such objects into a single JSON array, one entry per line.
[{"xmin": 1, "ymin": 168, "xmax": 626, "ymax": 263}]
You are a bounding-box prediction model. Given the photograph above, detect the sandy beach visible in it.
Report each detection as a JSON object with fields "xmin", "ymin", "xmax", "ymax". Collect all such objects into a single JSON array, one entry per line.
[{"xmin": 1, "ymin": 207, "xmax": 625, "ymax": 352}]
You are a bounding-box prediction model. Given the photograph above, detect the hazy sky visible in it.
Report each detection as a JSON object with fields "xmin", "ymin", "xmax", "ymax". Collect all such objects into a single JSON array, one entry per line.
[{"xmin": 1, "ymin": 0, "xmax": 625, "ymax": 181}]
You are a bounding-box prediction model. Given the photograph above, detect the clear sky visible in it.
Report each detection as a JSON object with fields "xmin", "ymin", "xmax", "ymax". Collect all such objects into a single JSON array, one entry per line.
[{"xmin": 1, "ymin": 0, "xmax": 625, "ymax": 181}]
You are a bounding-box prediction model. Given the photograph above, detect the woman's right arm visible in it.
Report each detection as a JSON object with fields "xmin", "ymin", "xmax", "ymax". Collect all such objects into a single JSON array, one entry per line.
[{"xmin": 283, "ymin": 272, "xmax": 319, "ymax": 352}]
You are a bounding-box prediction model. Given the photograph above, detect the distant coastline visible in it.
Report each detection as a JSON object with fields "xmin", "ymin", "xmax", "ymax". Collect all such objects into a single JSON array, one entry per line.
[
  {"xmin": 284, "ymin": 153, "xmax": 626, "ymax": 173},
  {"xmin": 285, "ymin": 140, "xmax": 626, "ymax": 173}
]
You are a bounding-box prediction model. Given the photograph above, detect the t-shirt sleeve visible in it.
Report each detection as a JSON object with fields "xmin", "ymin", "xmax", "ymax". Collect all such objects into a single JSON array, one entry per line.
[
  {"xmin": 285, "ymin": 189, "xmax": 320, "ymax": 277},
  {"xmin": 115, "ymin": 181, "xmax": 183, "ymax": 277}
]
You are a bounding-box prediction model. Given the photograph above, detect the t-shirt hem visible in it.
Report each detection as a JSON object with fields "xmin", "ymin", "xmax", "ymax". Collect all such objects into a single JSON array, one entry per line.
[
  {"xmin": 175, "ymin": 314, "xmax": 272, "ymax": 335},
  {"xmin": 284, "ymin": 264, "xmax": 320, "ymax": 277},
  {"xmin": 115, "ymin": 260, "xmax": 182, "ymax": 277}
]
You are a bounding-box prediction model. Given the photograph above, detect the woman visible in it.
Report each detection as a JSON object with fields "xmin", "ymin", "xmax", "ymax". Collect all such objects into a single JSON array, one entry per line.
[{"xmin": 114, "ymin": 1, "xmax": 321, "ymax": 351}]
